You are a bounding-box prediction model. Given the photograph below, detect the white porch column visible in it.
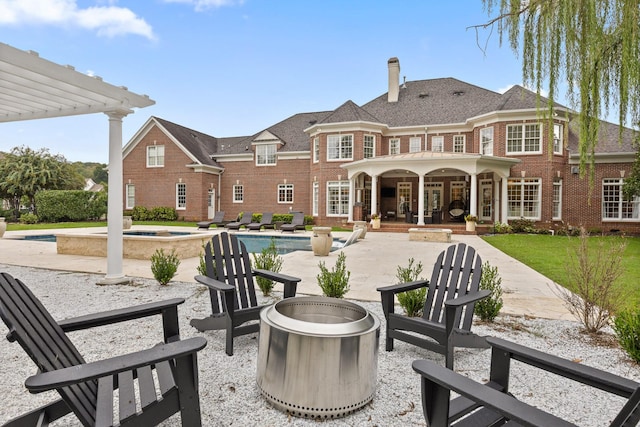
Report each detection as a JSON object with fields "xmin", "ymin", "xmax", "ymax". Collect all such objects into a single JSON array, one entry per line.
[
  {"xmin": 501, "ymin": 177, "xmax": 509, "ymax": 224},
  {"xmin": 370, "ymin": 175, "xmax": 378, "ymax": 217},
  {"xmin": 348, "ymin": 178, "xmax": 355, "ymax": 222},
  {"xmin": 100, "ymin": 109, "xmax": 132, "ymax": 285},
  {"xmin": 417, "ymin": 174, "xmax": 425, "ymax": 225},
  {"xmin": 469, "ymin": 173, "xmax": 478, "ymax": 217},
  {"xmin": 493, "ymin": 179, "xmax": 500, "ymax": 223}
]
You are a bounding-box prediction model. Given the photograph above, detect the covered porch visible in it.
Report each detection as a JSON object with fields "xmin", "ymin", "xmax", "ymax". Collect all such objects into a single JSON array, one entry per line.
[{"xmin": 342, "ymin": 152, "xmax": 520, "ymax": 226}]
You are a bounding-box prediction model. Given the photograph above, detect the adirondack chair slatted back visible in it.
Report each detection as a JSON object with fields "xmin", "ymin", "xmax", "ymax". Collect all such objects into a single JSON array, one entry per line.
[
  {"xmin": 204, "ymin": 232, "xmax": 258, "ymax": 313},
  {"xmin": 423, "ymin": 243, "xmax": 482, "ymax": 330},
  {"xmin": 0, "ymin": 272, "xmax": 98, "ymax": 426}
]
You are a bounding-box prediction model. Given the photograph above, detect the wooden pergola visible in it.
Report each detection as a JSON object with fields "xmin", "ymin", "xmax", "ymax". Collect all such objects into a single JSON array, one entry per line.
[{"xmin": 0, "ymin": 42, "xmax": 155, "ymax": 283}]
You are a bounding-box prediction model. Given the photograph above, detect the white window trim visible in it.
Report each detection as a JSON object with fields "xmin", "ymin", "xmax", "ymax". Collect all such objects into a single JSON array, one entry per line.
[
  {"xmin": 480, "ymin": 127, "xmax": 493, "ymax": 156},
  {"xmin": 364, "ymin": 135, "xmax": 375, "ymax": 159},
  {"xmin": 256, "ymin": 143, "xmax": 277, "ymax": 166},
  {"xmin": 326, "ymin": 134, "xmax": 354, "ymax": 161},
  {"xmin": 453, "ymin": 135, "xmax": 466, "ymax": 153},
  {"xmin": 176, "ymin": 182, "xmax": 186, "ymax": 210},
  {"xmin": 232, "ymin": 184, "xmax": 244, "ymax": 203},
  {"xmin": 553, "ymin": 123, "xmax": 563, "ymax": 155},
  {"xmin": 313, "ymin": 137, "xmax": 320, "ymax": 163},
  {"xmin": 389, "ymin": 138, "xmax": 400, "ymax": 155},
  {"xmin": 278, "ymin": 183, "xmax": 294, "ymax": 204},
  {"xmin": 507, "ymin": 178, "xmax": 541, "ymax": 220},
  {"xmin": 146, "ymin": 145, "xmax": 164, "ymax": 168},
  {"xmin": 409, "ymin": 137, "xmax": 421, "ymax": 153},
  {"xmin": 326, "ymin": 180, "xmax": 350, "ymax": 217},
  {"xmin": 602, "ymin": 178, "xmax": 640, "ymax": 221},
  {"xmin": 552, "ymin": 180, "xmax": 562, "ymax": 220},
  {"xmin": 506, "ymin": 123, "xmax": 543, "ymax": 155},
  {"xmin": 312, "ymin": 181, "xmax": 319, "ymax": 216},
  {"xmin": 125, "ymin": 184, "xmax": 135, "ymax": 210},
  {"xmin": 431, "ymin": 136, "xmax": 444, "ymax": 152}
]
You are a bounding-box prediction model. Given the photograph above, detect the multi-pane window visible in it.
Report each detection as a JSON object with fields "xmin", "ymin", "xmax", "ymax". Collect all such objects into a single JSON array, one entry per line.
[
  {"xmin": 278, "ymin": 183, "xmax": 294, "ymax": 203},
  {"xmin": 431, "ymin": 136, "xmax": 444, "ymax": 152},
  {"xmin": 602, "ymin": 178, "xmax": 640, "ymax": 220},
  {"xmin": 363, "ymin": 135, "xmax": 375, "ymax": 158},
  {"xmin": 256, "ymin": 144, "xmax": 277, "ymax": 165},
  {"xmin": 409, "ymin": 137, "xmax": 421, "ymax": 153},
  {"xmin": 553, "ymin": 123, "xmax": 563, "ymax": 154},
  {"xmin": 553, "ymin": 180, "xmax": 562, "ymax": 220},
  {"xmin": 327, "ymin": 135, "xmax": 353, "ymax": 160},
  {"xmin": 480, "ymin": 127, "xmax": 493, "ymax": 155},
  {"xmin": 389, "ymin": 138, "xmax": 400, "ymax": 155},
  {"xmin": 507, "ymin": 124, "xmax": 541, "ymax": 153},
  {"xmin": 176, "ymin": 183, "xmax": 186, "ymax": 210},
  {"xmin": 450, "ymin": 182, "xmax": 466, "ymax": 203},
  {"xmin": 233, "ymin": 184, "xmax": 243, "ymax": 203},
  {"xmin": 453, "ymin": 135, "xmax": 465, "ymax": 153},
  {"xmin": 147, "ymin": 145, "xmax": 164, "ymax": 167},
  {"xmin": 507, "ymin": 178, "xmax": 541, "ymax": 219},
  {"xmin": 313, "ymin": 138, "xmax": 320, "ymax": 163},
  {"xmin": 312, "ymin": 182, "xmax": 319, "ymax": 216},
  {"xmin": 125, "ymin": 184, "xmax": 135, "ymax": 209},
  {"xmin": 327, "ymin": 181, "xmax": 349, "ymax": 215}
]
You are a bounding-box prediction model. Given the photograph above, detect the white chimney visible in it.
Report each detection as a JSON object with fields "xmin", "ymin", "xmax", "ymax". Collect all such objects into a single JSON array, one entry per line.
[{"xmin": 387, "ymin": 57, "xmax": 400, "ymax": 103}]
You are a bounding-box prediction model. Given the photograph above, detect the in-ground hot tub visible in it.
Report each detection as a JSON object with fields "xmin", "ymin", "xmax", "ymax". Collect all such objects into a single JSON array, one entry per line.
[{"xmin": 256, "ymin": 296, "xmax": 380, "ymax": 419}]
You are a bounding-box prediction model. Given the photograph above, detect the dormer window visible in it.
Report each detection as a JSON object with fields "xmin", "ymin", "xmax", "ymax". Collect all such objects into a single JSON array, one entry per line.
[{"xmin": 256, "ymin": 144, "xmax": 277, "ymax": 165}]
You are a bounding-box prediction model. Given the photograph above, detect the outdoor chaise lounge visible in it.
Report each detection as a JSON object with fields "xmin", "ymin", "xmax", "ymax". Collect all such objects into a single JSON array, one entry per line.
[
  {"xmin": 377, "ymin": 243, "xmax": 490, "ymax": 369},
  {"xmin": 225, "ymin": 212, "xmax": 253, "ymax": 230},
  {"xmin": 0, "ymin": 272, "xmax": 207, "ymax": 427},
  {"xmin": 280, "ymin": 211, "xmax": 305, "ymax": 232},
  {"xmin": 412, "ymin": 336, "xmax": 640, "ymax": 426},
  {"xmin": 246, "ymin": 212, "xmax": 275, "ymax": 231},
  {"xmin": 196, "ymin": 210, "xmax": 227, "ymax": 229}
]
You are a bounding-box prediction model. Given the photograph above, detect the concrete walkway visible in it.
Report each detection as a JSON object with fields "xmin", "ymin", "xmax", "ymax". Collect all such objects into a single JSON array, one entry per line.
[{"xmin": 0, "ymin": 226, "xmax": 573, "ymax": 320}]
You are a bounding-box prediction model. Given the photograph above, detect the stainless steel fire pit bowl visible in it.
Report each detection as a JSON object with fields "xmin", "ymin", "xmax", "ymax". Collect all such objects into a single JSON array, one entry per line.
[{"xmin": 256, "ymin": 296, "xmax": 380, "ymax": 419}]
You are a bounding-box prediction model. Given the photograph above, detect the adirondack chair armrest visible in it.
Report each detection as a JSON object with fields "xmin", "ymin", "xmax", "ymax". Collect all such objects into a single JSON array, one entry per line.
[
  {"xmin": 486, "ymin": 337, "xmax": 640, "ymax": 397},
  {"xmin": 194, "ymin": 275, "xmax": 235, "ymax": 293},
  {"xmin": 58, "ymin": 298, "xmax": 185, "ymax": 333},
  {"xmin": 24, "ymin": 337, "xmax": 207, "ymax": 393},
  {"xmin": 444, "ymin": 289, "xmax": 491, "ymax": 308},
  {"xmin": 253, "ymin": 269, "xmax": 301, "ymax": 298},
  {"xmin": 377, "ymin": 280, "xmax": 430, "ymax": 295},
  {"xmin": 412, "ymin": 359, "xmax": 576, "ymax": 427}
]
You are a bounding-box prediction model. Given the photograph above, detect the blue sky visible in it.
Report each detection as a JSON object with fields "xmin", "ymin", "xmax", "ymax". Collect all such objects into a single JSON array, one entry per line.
[{"xmin": 1, "ymin": 0, "xmax": 530, "ymax": 163}]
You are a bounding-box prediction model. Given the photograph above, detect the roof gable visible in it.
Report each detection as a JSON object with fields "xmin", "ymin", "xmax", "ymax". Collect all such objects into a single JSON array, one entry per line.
[{"xmin": 319, "ymin": 100, "xmax": 380, "ymax": 124}]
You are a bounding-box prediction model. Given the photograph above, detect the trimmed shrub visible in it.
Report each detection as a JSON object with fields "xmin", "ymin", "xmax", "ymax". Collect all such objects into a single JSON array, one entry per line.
[
  {"xmin": 395, "ymin": 257, "xmax": 426, "ymax": 317},
  {"xmin": 131, "ymin": 206, "xmax": 150, "ymax": 221},
  {"xmin": 19, "ymin": 212, "xmax": 38, "ymax": 224},
  {"xmin": 252, "ymin": 237, "xmax": 284, "ymax": 296},
  {"xmin": 475, "ymin": 261, "xmax": 503, "ymax": 322},
  {"xmin": 150, "ymin": 206, "xmax": 178, "ymax": 221},
  {"xmin": 150, "ymin": 248, "xmax": 181, "ymax": 286},
  {"xmin": 613, "ymin": 310, "xmax": 640, "ymax": 363},
  {"xmin": 317, "ymin": 252, "xmax": 350, "ymax": 298},
  {"xmin": 35, "ymin": 190, "xmax": 106, "ymax": 222}
]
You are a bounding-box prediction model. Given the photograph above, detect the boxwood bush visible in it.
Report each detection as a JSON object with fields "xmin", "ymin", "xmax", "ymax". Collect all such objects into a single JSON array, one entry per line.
[{"xmin": 35, "ymin": 190, "xmax": 107, "ymax": 222}]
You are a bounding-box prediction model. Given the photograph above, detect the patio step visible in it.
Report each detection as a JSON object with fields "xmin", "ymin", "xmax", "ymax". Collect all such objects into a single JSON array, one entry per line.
[{"xmin": 367, "ymin": 221, "xmax": 494, "ymax": 235}]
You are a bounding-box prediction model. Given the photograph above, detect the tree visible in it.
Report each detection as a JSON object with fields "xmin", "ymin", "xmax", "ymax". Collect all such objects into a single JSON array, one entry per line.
[
  {"xmin": 91, "ymin": 164, "xmax": 108, "ymax": 185},
  {"xmin": 479, "ymin": 0, "xmax": 640, "ymax": 186},
  {"xmin": 0, "ymin": 146, "xmax": 85, "ymax": 217}
]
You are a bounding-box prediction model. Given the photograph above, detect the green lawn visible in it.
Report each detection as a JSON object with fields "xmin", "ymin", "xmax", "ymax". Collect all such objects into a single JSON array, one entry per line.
[{"xmin": 482, "ymin": 234, "xmax": 640, "ymax": 311}]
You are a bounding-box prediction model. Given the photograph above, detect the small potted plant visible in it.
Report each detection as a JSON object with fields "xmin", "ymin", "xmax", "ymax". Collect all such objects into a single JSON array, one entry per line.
[
  {"xmin": 370, "ymin": 213, "xmax": 381, "ymax": 229},
  {"xmin": 464, "ymin": 214, "xmax": 478, "ymax": 232}
]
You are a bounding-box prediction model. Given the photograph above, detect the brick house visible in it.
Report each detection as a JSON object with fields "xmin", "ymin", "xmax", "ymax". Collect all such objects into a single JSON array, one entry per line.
[{"xmin": 122, "ymin": 57, "xmax": 639, "ymax": 233}]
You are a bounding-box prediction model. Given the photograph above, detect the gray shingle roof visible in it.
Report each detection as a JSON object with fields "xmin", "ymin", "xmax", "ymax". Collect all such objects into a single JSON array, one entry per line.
[
  {"xmin": 153, "ymin": 117, "xmax": 223, "ymax": 166},
  {"xmin": 319, "ymin": 100, "xmax": 380, "ymax": 124}
]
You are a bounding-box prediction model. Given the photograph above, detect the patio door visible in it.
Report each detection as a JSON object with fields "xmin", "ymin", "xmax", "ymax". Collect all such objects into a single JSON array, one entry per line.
[
  {"xmin": 480, "ymin": 180, "xmax": 492, "ymax": 221},
  {"xmin": 397, "ymin": 182, "xmax": 412, "ymax": 219},
  {"xmin": 207, "ymin": 189, "xmax": 215, "ymax": 219}
]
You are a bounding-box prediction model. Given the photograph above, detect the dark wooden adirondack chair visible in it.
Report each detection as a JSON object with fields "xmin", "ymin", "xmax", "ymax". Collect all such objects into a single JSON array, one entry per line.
[
  {"xmin": 191, "ymin": 232, "xmax": 301, "ymax": 355},
  {"xmin": 412, "ymin": 336, "xmax": 640, "ymax": 426},
  {"xmin": 377, "ymin": 243, "xmax": 490, "ymax": 369},
  {"xmin": 0, "ymin": 272, "xmax": 207, "ymax": 427}
]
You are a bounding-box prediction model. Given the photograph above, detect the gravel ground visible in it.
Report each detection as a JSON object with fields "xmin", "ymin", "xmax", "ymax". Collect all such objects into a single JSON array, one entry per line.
[{"xmin": 0, "ymin": 264, "xmax": 638, "ymax": 426}]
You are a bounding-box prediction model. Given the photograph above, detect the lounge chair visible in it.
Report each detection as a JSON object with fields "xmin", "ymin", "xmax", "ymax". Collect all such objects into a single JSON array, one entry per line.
[
  {"xmin": 246, "ymin": 212, "xmax": 275, "ymax": 231},
  {"xmin": 225, "ymin": 212, "xmax": 253, "ymax": 230},
  {"xmin": 377, "ymin": 243, "xmax": 490, "ymax": 369},
  {"xmin": 412, "ymin": 336, "xmax": 640, "ymax": 426},
  {"xmin": 196, "ymin": 210, "xmax": 226, "ymax": 229},
  {"xmin": 280, "ymin": 211, "xmax": 305, "ymax": 232},
  {"xmin": 0, "ymin": 272, "xmax": 207, "ymax": 427}
]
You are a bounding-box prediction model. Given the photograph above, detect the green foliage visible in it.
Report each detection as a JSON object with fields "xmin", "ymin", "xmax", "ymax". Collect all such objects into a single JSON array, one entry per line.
[
  {"xmin": 197, "ymin": 249, "xmax": 207, "ymax": 276},
  {"xmin": 493, "ymin": 222, "xmax": 513, "ymax": 234},
  {"xmin": 131, "ymin": 206, "xmax": 177, "ymax": 221},
  {"xmin": 613, "ymin": 310, "xmax": 640, "ymax": 363},
  {"xmin": 623, "ymin": 148, "xmax": 640, "ymax": 199},
  {"xmin": 131, "ymin": 206, "xmax": 150, "ymax": 221},
  {"xmin": 559, "ymin": 228, "xmax": 627, "ymax": 333},
  {"xmin": 464, "ymin": 214, "xmax": 477, "ymax": 222},
  {"xmin": 150, "ymin": 248, "xmax": 181, "ymax": 286},
  {"xmin": 317, "ymin": 252, "xmax": 350, "ymax": 298},
  {"xmin": 395, "ymin": 257, "xmax": 426, "ymax": 317},
  {"xmin": 35, "ymin": 190, "xmax": 107, "ymax": 222},
  {"xmin": 91, "ymin": 164, "xmax": 108, "ymax": 185},
  {"xmin": 252, "ymin": 238, "xmax": 284, "ymax": 296},
  {"xmin": 19, "ymin": 213, "xmax": 38, "ymax": 224},
  {"xmin": 510, "ymin": 217, "xmax": 537, "ymax": 233},
  {"xmin": 475, "ymin": 261, "xmax": 503, "ymax": 322}
]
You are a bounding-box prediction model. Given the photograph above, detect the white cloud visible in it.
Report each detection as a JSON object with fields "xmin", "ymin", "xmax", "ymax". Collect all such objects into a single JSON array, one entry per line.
[
  {"xmin": 0, "ymin": 0, "xmax": 155, "ymax": 40},
  {"xmin": 163, "ymin": 0, "xmax": 244, "ymax": 12}
]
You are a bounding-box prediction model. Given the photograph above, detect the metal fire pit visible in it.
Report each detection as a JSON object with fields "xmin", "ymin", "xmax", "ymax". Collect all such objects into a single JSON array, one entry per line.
[{"xmin": 256, "ymin": 296, "xmax": 380, "ymax": 419}]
